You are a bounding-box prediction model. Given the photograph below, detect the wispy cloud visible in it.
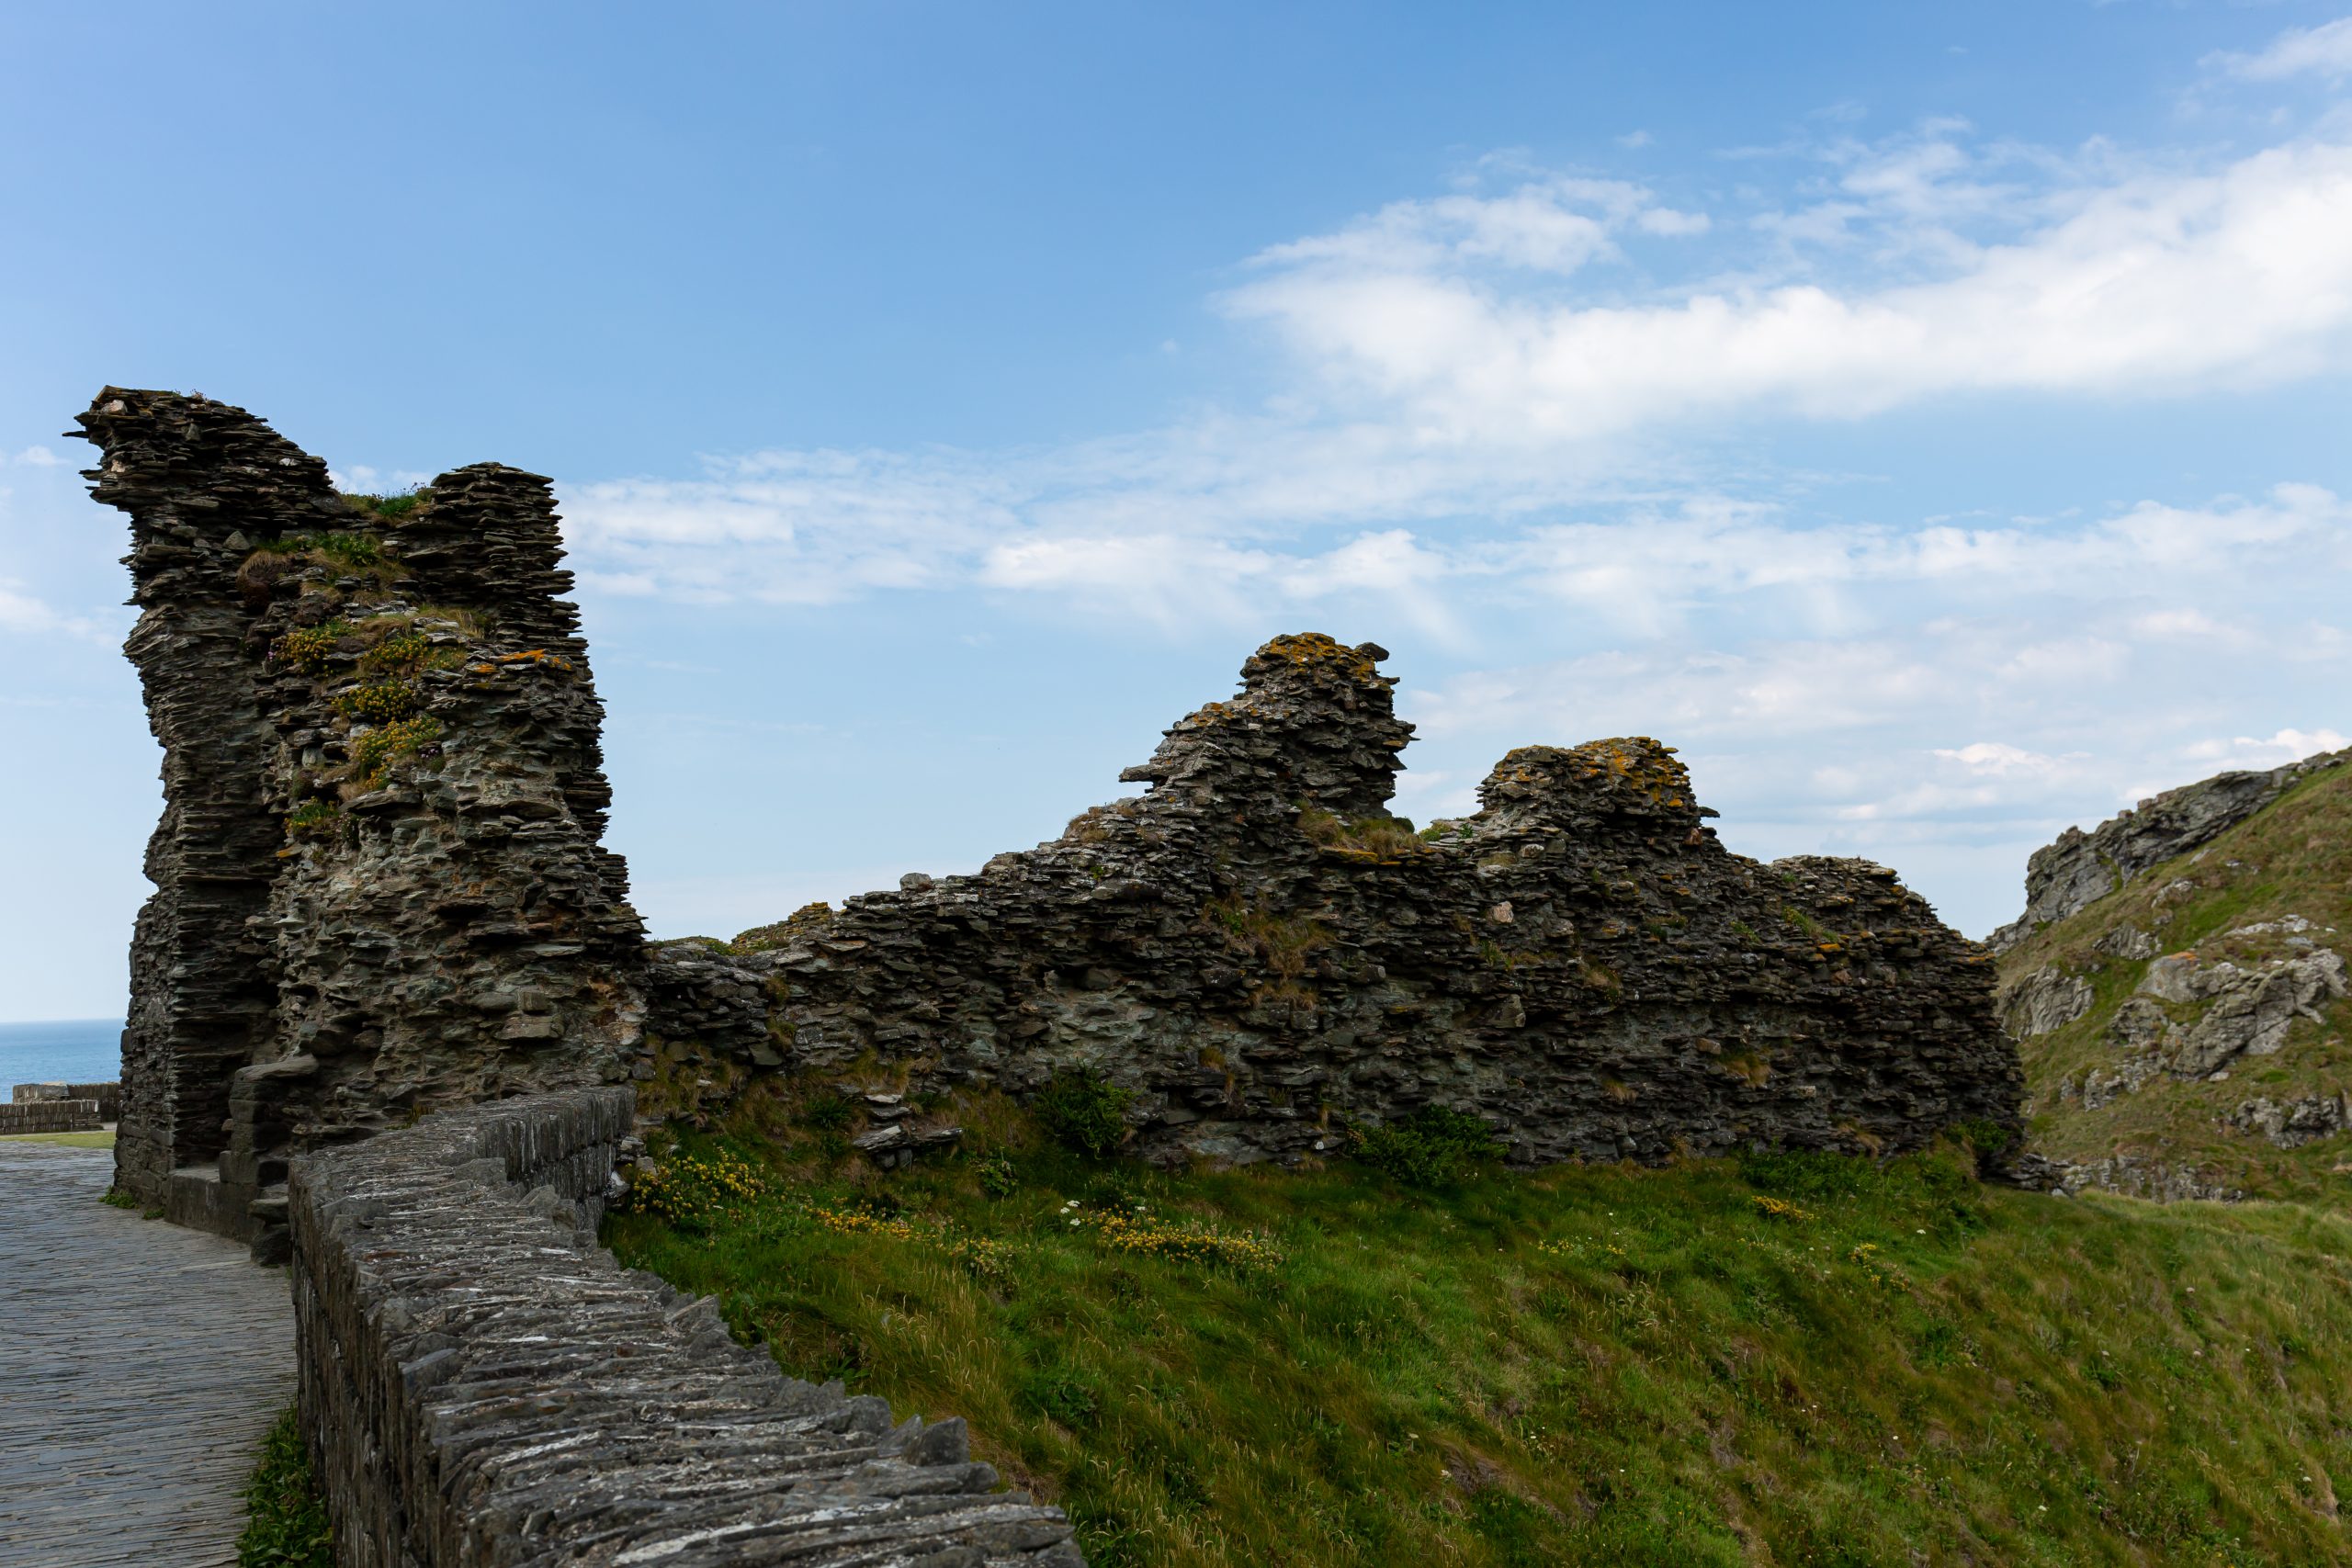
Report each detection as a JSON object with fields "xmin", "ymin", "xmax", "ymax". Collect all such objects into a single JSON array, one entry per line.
[
  {"xmin": 561, "ymin": 118, "xmax": 2352, "ymax": 623},
  {"xmin": 0, "ymin": 579, "xmax": 104, "ymax": 640},
  {"xmin": 2209, "ymin": 17, "xmax": 2352, "ymax": 85},
  {"xmin": 1227, "ymin": 139, "xmax": 2352, "ymax": 444}
]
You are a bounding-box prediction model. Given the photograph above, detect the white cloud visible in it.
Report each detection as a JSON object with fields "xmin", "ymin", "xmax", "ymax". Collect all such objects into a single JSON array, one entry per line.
[
  {"xmin": 2210, "ymin": 17, "xmax": 2352, "ymax": 85},
  {"xmin": 0, "ymin": 580, "xmax": 101, "ymax": 640},
  {"xmin": 1227, "ymin": 139, "xmax": 2352, "ymax": 443},
  {"xmin": 7, "ymin": 446, "xmax": 65, "ymax": 468},
  {"xmin": 1932, "ymin": 742, "xmax": 2075, "ymax": 778},
  {"xmin": 2179, "ymin": 727, "xmax": 2350, "ymax": 767}
]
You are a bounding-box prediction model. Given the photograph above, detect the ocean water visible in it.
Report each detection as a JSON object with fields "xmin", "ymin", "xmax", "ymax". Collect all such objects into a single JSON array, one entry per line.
[{"xmin": 0, "ymin": 1018, "xmax": 124, "ymax": 1090}]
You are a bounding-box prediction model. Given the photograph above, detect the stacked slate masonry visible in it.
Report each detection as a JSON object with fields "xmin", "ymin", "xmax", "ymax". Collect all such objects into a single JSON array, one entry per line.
[
  {"xmin": 290, "ymin": 1088, "xmax": 1081, "ymax": 1567},
  {"xmin": 694, "ymin": 635, "xmax": 2024, "ymax": 1167},
  {"xmin": 78, "ymin": 389, "xmax": 649, "ymax": 1256},
  {"xmin": 84, "ymin": 388, "xmax": 2027, "ymax": 1565},
  {"xmin": 83, "ymin": 389, "xmax": 2024, "ymax": 1251}
]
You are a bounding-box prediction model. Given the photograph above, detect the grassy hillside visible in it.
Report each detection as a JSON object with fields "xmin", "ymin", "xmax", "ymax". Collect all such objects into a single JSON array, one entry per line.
[
  {"xmin": 2000, "ymin": 761, "xmax": 2352, "ymax": 1202},
  {"xmin": 606, "ymin": 1089, "xmax": 2352, "ymax": 1567}
]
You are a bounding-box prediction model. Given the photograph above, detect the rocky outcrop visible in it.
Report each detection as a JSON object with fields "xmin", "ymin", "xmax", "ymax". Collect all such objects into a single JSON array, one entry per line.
[
  {"xmin": 2045, "ymin": 1155, "xmax": 2244, "ymax": 1204},
  {"xmin": 1990, "ymin": 750, "xmax": 2347, "ymax": 950},
  {"xmin": 2000, "ymin": 967, "xmax": 2094, "ymax": 1038},
  {"xmin": 2229, "ymin": 1093, "xmax": 2352, "ymax": 1150},
  {"xmin": 667, "ymin": 635, "xmax": 2021, "ymax": 1168},
  {"xmin": 2068, "ymin": 947, "xmax": 2346, "ymax": 1112},
  {"xmin": 291, "ymin": 1089, "xmax": 1080, "ymax": 1567},
  {"xmin": 76, "ymin": 390, "xmax": 646, "ymax": 1254}
]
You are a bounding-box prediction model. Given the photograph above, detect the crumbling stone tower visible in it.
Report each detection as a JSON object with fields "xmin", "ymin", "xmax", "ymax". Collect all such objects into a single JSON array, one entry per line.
[{"xmin": 76, "ymin": 389, "xmax": 646, "ymax": 1255}]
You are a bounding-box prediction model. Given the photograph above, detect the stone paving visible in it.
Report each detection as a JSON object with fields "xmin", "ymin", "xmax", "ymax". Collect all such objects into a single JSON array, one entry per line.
[{"xmin": 0, "ymin": 1142, "xmax": 293, "ymax": 1567}]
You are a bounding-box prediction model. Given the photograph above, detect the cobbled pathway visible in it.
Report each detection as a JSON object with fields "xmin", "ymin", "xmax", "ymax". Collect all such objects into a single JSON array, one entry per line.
[{"xmin": 0, "ymin": 1142, "xmax": 293, "ymax": 1567}]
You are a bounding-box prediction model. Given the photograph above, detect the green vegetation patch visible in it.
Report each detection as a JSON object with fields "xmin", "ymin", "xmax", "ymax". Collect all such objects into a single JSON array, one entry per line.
[
  {"xmin": 258, "ymin": 530, "xmax": 390, "ymax": 570},
  {"xmin": 341, "ymin": 486, "xmax": 434, "ymax": 521},
  {"xmin": 332, "ymin": 680, "xmax": 422, "ymax": 724},
  {"xmin": 609, "ymin": 1104, "xmax": 2352, "ymax": 1568},
  {"xmin": 1298, "ymin": 804, "xmax": 1429, "ymax": 862},
  {"xmin": 238, "ymin": 1406, "xmax": 334, "ymax": 1568},
  {"xmin": 1351, "ymin": 1104, "xmax": 1500, "ymax": 1186},
  {"xmin": 348, "ymin": 715, "xmax": 441, "ymax": 790},
  {"xmin": 1033, "ymin": 1067, "xmax": 1136, "ymax": 1158}
]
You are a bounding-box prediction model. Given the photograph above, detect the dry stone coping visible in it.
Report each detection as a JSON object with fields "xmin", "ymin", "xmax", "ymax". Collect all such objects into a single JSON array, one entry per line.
[{"xmin": 292, "ymin": 1087, "xmax": 1081, "ymax": 1566}]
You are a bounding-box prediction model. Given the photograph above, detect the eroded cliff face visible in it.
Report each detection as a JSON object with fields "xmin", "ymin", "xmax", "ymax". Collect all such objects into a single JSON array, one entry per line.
[
  {"xmin": 682, "ymin": 635, "xmax": 2022, "ymax": 1168},
  {"xmin": 78, "ymin": 389, "xmax": 645, "ymax": 1252}
]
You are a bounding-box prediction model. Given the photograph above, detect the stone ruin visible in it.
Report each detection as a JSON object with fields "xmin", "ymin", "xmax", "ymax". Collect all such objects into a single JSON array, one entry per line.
[
  {"xmin": 80, "ymin": 389, "xmax": 644, "ymax": 1257},
  {"xmin": 78, "ymin": 389, "xmax": 2024, "ymax": 1261},
  {"xmin": 695, "ymin": 637, "xmax": 2023, "ymax": 1168}
]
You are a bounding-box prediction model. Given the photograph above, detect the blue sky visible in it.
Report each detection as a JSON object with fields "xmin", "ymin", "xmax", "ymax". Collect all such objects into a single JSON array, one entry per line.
[{"xmin": 5, "ymin": 2, "xmax": 2350, "ymax": 1020}]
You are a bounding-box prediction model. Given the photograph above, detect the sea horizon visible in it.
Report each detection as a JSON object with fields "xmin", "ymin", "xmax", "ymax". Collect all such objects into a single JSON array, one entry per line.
[{"xmin": 0, "ymin": 1017, "xmax": 124, "ymax": 1090}]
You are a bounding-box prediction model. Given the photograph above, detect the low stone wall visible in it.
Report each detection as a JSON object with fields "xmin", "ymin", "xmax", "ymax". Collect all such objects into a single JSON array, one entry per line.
[
  {"xmin": 288, "ymin": 1088, "xmax": 1081, "ymax": 1567},
  {"xmin": 12, "ymin": 1080, "xmax": 120, "ymax": 1119},
  {"xmin": 0, "ymin": 1099, "xmax": 103, "ymax": 1134}
]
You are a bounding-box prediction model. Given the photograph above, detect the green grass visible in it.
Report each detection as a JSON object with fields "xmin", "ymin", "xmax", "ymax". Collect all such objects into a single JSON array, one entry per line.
[
  {"xmin": 238, "ymin": 1407, "xmax": 334, "ymax": 1567},
  {"xmin": 0, "ymin": 1128, "xmax": 114, "ymax": 1148},
  {"xmin": 341, "ymin": 487, "xmax": 433, "ymax": 521},
  {"xmin": 608, "ymin": 1101, "xmax": 2352, "ymax": 1567},
  {"xmin": 2003, "ymin": 760, "xmax": 2352, "ymax": 1200}
]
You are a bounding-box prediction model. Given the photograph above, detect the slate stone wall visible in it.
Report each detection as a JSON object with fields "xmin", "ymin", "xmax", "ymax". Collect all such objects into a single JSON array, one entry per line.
[
  {"xmin": 690, "ymin": 635, "xmax": 2024, "ymax": 1168},
  {"xmin": 75, "ymin": 389, "xmax": 647, "ymax": 1254},
  {"xmin": 84, "ymin": 385, "xmax": 2022, "ymax": 1251},
  {"xmin": 288, "ymin": 1089, "xmax": 1082, "ymax": 1567},
  {"xmin": 0, "ymin": 1099, "xmax": 104, "ymax": 1134},
  {"xmin": 11, "ymin": 1081, "xmax": 121, "ymax": 1119}
]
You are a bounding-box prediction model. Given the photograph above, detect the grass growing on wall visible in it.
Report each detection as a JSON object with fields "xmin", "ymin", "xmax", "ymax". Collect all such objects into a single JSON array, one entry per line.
[
  {"xmin": 606, "ymin": 1107, "xmax": 2352, "ymax": 1567},
  {"xmin": 238, "ymin": 1407, "xmax": 334, "ymax": 1568}
]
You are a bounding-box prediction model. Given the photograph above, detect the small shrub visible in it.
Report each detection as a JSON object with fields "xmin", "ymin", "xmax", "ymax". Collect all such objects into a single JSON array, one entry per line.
[
  {"xmin": 237, "ymin": 1406, "xmax": 334, "ymax": 1567},
  {"xmin": 274, "ymin": 621, "xmax": 350, "ymax": 673},
  {"xmin": 1351, "ymin": 1106, "xmax": 1499, "ymax": 1186},
  {"xmin": 1207, "ymin": 897, "xmax": 1332, "ymax": 979},
  {"xmin": 333, "ymin": 681, "xmax": 421, "ymax": 724},
  {"xmin": 799, "ymin": 1092, "xmax": 856, "ymax": 1133},
  {"xmin": 342, "ymin": 488, "xmax": 433, "ymax": 521},
  {"xmin": 1034, "ymin": 1067, "xmax": 1135, "ymax": 1158},
  {"xmin": 347, "ymin": 716, "xmax": 441, "ymax": 789},
  {"xmin": 1023, "ymin": 1365, "xmax": 1102, "ymax": 1428},
  {"xmin": 1947, "ymin": 1118, "xmax": 2015, "ymax": 1156},
  {"xmin": 356, "ymin": 630, "xmax": 432, "ymax": 677},
  {"xmin": 1298, "ymin": 805, "xmax": 1429, "ymax": 861},
  {"xmin": 284, "ymin": 800, "xmax": 342, "ymax": 840},
  {"xmin": 1082, "ymin": 1200, "xmax": 1284, "ymax": 1270},
  {"xmin": 978, "ymin": 1154, "xmax": 1021, "ymax": 1197},
  {"xmin": 1738, "ymin": 1147, "xmax": 1871, "ymax": 1201},
  {"xmin": 264, "ymin": 530, "xmax": 388, "ymax": 569},
  {"xmin": 623, "ymin": 1149, "xmax": 767, "ymax": 1230}
]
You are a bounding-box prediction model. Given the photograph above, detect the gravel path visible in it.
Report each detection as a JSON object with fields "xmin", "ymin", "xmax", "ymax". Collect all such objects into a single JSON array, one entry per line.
[{"xmin": 0, "ymin": 1143, "xmax": 293, "ymax": 1567}]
